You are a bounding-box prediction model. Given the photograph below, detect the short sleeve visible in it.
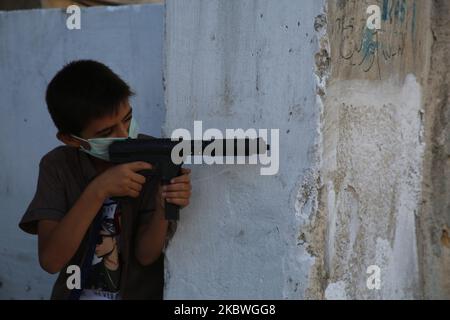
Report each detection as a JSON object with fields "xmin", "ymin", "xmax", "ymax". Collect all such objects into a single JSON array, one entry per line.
[{"xmin": 19, "ymin": 156, "xmax": 68, "ymax": 234}]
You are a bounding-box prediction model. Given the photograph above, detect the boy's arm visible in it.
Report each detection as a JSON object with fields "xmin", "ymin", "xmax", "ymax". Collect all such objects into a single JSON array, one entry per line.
[
  {"xmin": 135, "ymin": 168, "xmax": 191, "ymax": 266},
  {"xmin": 134, "ymin": 200, "xmax": 169, "ymax": 266},
  {"xmin": 37, "ymin": 182, "xmax": 105, "ymax": 274},
  {"xmin": 38, "ymin": 161, "xmax": 152, "ymax": 274}
]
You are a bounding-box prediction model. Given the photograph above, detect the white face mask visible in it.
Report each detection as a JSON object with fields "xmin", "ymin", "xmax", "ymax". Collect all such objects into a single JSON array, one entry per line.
[{"xmin": 71, "ymin": 117, "xmax": 139, "ymax": 161}]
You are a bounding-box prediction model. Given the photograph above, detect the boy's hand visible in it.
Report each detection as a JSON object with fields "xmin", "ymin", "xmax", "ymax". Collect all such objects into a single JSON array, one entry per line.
[
  {"xmin": 92, "ymin": 161, "xmax": 152, "ymax": 199},
  {"xmin": 159, "ymin": 168, "xmax": 192, "ymax": 209}
]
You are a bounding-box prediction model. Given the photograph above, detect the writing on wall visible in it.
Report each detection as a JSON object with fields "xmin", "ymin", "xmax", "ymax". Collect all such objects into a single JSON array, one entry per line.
[{"xmin": 330, "ymin": 0, "xmax": 423, "ymax": 80}]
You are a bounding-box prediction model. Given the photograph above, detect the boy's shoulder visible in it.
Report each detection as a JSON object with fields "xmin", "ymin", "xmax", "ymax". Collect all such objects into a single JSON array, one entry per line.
[{"xmin": 39, "ymin": 145, "xmax": 78, "ymax": 167}]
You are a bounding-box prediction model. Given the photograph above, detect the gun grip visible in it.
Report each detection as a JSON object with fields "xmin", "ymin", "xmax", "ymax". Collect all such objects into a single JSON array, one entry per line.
[
  {"xmin": 165, "ymin": 201, "xmax": 180, "ymax": 221},
  {"xmin": 162, "ymin": 179, "xmax": 180, "ymax": 220}
]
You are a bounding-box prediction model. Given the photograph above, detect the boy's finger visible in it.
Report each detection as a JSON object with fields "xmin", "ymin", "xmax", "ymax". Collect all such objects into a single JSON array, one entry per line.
[
  {"xmin": 162, "ymin": 183, "xmax": 191, "ymax": 192},
  {"xmin": 166, "ymin": 198, "xmax": 189, "ymax": 207},
  {"xmin": 130, "ymin": 172, "xmax": 146, "ymax": 184},
  {"xmin": 171, "ymin": 174, "xmax": 190, "ymax": 184},
  {"xmin": 180, "ymin": 168, "xmax": 191, "ymax": 175},
  {"xmin": 129, "ymin": 181, "xmax": 143, "ymax": 193},
  {"xmin": 128, "ymin": 189, "xmax": 140, "ymax": 198},
  {"xmin": 162, "ymin": 191, "xmax": 190, "ymax": 199},
  {"xmin": 128, "ymin": 161, "xmax": 152, "ymax": 172}
]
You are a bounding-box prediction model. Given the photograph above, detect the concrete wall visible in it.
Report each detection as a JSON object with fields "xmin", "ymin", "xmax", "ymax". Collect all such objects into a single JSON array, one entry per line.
[
  {"xmin": 164, "ymin": 0, "xmax": 449, "ymax": 299},
  {"xmin": 418, "ymin": 0, "xmax": 450, "ymax": 299},
  {"xmin": 315, "ymin": 0, "xmax": 429, "ymax": 299},
  {"xmin": 163, "ymin": 0, "xmax": 325, "ymax": 299},
  {"xmin": 314, "ymin": 0, "xmax": 449, "ymax": 300},
  {"xmin": 0, "ymin": 4, "xmax": 164, "ymax": 299}
]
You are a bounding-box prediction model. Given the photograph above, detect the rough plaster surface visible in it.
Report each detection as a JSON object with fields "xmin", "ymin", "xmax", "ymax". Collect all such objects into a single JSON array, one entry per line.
[
  {"xmin": 315, "ymin": 0, "xmax": 449, "ymax": 299},
  {"xmin": 164, "ymin": 0, "xmax": 325, "ymax": 299},
  {"xmin": 418, "ymin": 0, "xmax": 450, "ymax": 299},
  {"xmin": 320, "ymin": 76, "xmax": 424, "ymax": 299},
  {"xmin": 0, "ymin": 4, "xmax": 164, "ymax": 299}
]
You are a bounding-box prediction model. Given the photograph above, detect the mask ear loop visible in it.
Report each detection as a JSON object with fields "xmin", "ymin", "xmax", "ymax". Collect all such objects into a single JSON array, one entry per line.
[
  {"xmin": 71, "ymin": 135, "xmax": 92, "ymax": 151},
  {"xmin": 79, "ymin": 139, "xmax": 91, "ymax": 151}
]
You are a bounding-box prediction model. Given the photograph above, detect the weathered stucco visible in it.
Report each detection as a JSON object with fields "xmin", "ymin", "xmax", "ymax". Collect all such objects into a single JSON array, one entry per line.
[
  {"xmin": 164, "ymin": 0, "xmax": 449, "ymax": 300},
  {"xmin": 319, "ymin": 76, "xmax": 424, "ymax": 299},
  {"xmin": 418, "ymin": 0, "xmax": 450, "ymax": 300},
  {"xmin": 310, "ymin": 0, "xmax": 449, "ymax": 299},
  {"xmin": 163, "ymin": 0, "xmax": 325, "ymax": 299}
]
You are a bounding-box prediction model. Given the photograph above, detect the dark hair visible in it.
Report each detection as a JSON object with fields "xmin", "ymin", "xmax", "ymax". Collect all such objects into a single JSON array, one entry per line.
[{"xmin": 46, "ymin": 60, "xmax": 133, "ymax": 136}]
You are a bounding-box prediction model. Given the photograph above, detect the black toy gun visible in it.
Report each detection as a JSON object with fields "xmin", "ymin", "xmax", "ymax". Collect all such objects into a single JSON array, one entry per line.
[{"xmin": 109, "ymin": 138, "xmax": 270, "ymax": 220}]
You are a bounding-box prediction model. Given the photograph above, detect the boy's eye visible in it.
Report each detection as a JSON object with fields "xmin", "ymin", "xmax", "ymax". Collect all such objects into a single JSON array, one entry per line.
[
  {"xmin": 99, "ymin": 130, "xmax": 112, "ymax": 138},
  {"xmin": 96, "ymin": 116, "xmax": 131, "ymax": 138},
  {"xmin": 124, "ymin": 117, "xmax": 132, "ymax": 132}
]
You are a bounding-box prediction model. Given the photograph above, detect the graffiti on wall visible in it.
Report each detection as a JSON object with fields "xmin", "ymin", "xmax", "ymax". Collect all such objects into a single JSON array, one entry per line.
[{"xmin": 332, "ymin": 0, "xmax": 417, "ymax": 79}]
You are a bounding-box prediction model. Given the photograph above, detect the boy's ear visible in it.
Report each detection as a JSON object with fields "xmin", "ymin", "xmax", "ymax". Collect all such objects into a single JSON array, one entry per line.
[{"xmin": 57, "ymin": 132, "xmax": 82, "ymax": 148}]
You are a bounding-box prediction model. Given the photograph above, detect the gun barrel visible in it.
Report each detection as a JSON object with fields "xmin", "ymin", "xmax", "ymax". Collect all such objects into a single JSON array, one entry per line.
[
  {"xmin": 192, "ymin": 138, "xmax": 269, "ymax": 156},
  {"xmin": 109, "ymin": 137, "xmax": 269, "ymax": 163}
]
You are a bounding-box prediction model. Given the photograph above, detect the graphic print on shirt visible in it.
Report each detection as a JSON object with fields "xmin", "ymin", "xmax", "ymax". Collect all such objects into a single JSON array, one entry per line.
[{"xmin": 84, "ymin": 199, "xmax": 122, "ymax": 296}]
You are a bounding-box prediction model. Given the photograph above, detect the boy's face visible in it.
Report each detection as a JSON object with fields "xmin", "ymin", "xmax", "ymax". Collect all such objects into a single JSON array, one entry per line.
[
  {"xmin": 81, "ymin": 100, "xmax": 133, "ymax": 139},
  {"xmin": 57, "ymin": 100, "xmax": 133, "ymax": 148}
]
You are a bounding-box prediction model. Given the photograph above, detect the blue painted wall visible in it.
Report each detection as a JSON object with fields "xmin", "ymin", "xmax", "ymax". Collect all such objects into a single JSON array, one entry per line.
[{"xmin": 0, "ymin": 4, "xmax": 164, "ymax": 299}]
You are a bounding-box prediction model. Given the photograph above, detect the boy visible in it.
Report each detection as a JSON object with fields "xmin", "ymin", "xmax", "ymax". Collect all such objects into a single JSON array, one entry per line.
[{"xmin": 19, "ymin": 60, "xmax": 192, "ymax": 300}]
